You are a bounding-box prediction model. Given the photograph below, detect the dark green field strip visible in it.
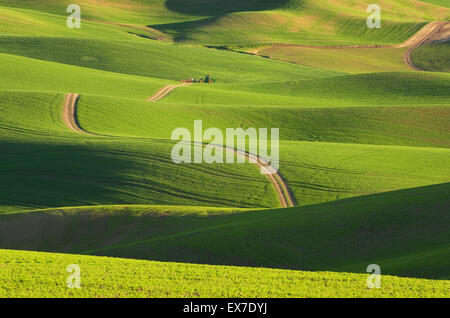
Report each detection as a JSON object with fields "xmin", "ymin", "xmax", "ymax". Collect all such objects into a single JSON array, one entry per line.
[{"xmin": 0, "ymin": 138, "xmax": 278, "ymax": 213}]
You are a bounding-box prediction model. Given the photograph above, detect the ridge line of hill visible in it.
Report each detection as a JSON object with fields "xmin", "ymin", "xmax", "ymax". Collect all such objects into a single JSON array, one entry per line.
[{"xmin": 403, "ymin": 21, "xmax": 449, "ymax": 70}]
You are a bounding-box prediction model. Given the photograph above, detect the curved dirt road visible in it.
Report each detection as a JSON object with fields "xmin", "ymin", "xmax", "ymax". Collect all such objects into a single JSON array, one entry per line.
[
  {"xmin": 62, "ymin": 93, "xmax": 91, "ymax": 134},
  {"xmin": 62, "ymin": 93, "xmax": 295, "ymax": 208},
  {"xmin": 147, "ymin": 83, "xmax": 192, "ymax": 102},
  {"xmin": 401, "ymin": 21, "xmax": 448, "ymax": 71}
]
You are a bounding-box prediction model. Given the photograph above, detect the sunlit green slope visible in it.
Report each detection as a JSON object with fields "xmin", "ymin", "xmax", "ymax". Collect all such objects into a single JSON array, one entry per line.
[{"xmin": 1, "ymin": 249, "xmax": 448, "ymax": 297}]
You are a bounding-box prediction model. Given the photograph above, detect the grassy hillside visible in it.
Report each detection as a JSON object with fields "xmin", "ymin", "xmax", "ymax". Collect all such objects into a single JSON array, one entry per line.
[
  {"xmin": 164, "ymin": 72, "xmax": 450, "ymax": 107},
  {"xmin": 0, "ymin": 37, "xmax": 338, "ymax": 82},
  {"xmin": 1, "ymin": 0, "xmax": 448, "ymax": 46},
  {"xmin": 280, "ymin": 141, "xmax": 450, "ymax": 206},
  {"xmin": 152, "ymin": 12, "xmax": 426, "ymax": 46},
  {"xmin": 2, "ymin": 249, "xmax": 449, "ymax": 298},
  {"xmin": 0, "ymin": 0, "xmax": 181, "ymax": 25},
  {"xmin": 149, "ymin": 0, "xmax": 449, "ymax": 46},
  {"xmin": 0, "ymin": 90, "xmax": 278, "ymax": 213},
  {"xmin": 1, "ymin": 183, "xmax": 449, "ymax": 279},
  {"xmin": 411, "ymin": 42, "xmax": 450, "ymax": 72},
  {"xmin": 254, "ymin": 46, "xmax": 411, "ymax": 74},
  {"xmin": 1, "ymin": 54, "xmax": 449, "ymax": 212},
  {"xmin": 77, "ymin": 95, "xmax": 450, "ymax": 147},
  {"xmin": 229, "ymin": 72, "xmax": 450, "ymax": 106},
  {"xmin": 419, "ymin": 0, "xmax": 450, "ymax": 8},
  {"xmin": 0, "ymin": 5, "xmax": 140, "ymax": 39},
  {"xmin": 73, "ymin": 93, "xmax": 450, "ymax": 207},
  {"xmin": 0, "ymin": 137, "xmax": 278, "ymax": 213},
  {"xmin": 0, "ymin": 53, "xmax": 171, "ymax": 99}
]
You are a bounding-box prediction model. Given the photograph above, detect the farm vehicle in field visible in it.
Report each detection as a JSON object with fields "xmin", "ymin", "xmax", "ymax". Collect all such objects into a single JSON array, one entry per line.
[{"xmin": 181, "ymin": 75, "xmax": 216, "ymax": 84}]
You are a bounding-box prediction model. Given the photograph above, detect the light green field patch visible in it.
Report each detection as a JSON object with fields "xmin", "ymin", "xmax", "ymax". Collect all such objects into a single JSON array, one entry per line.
[
  {"xmin": 280, "ymin": 141, "xmax": 450, "ymax": 206},
  {"xmin": 1, "ymin": 249, "xmax": 449, "ymax": 298}
]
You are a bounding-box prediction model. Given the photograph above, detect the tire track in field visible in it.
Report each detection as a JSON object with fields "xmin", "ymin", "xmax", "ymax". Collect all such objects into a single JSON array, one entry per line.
[{"xmin": 147, "ymin": 82, "xmax": 192, "ymax": 102}]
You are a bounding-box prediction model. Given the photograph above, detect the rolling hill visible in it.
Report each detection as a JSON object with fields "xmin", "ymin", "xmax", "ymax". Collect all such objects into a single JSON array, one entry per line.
[
  {"xmin": 0, "ymin": 0, "xmax": 448, "ymax": 298},
  {"xmin": 2, "ymin": 248, "xmax": 449, "ymax": 298},
  {"xmin": 412, "ymin": 41, "xmax": 450, "ymax": 72},
  {"xmin": 1, "ymin": 183, "xmax": 449, "ymax": 280}
]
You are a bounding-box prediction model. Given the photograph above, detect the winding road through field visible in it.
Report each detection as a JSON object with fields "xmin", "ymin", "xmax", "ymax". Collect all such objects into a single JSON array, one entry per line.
[
  {"xmin": 221, "ymin": 146, "xmax": 295, "ymax": 207},
  {"xmin": 147, "ymin": 82, "xmax": 192, "ymax": 102},
  {"xmin": 63, "ymin": 92, "xmax": 295, "ymax": 208},
  {"xmin": 60, "ymin": 22, "xmax": 449, "ymax": 208}
]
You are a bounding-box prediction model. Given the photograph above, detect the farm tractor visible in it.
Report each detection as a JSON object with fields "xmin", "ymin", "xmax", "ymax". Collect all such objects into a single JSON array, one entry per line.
[
  {"xmin": 199, "ymin": 74, "xmax": 215, "ymax": 83},
  {"xmin": 181, "ymin": 75, "xmax": 215, "ymax": 84}
]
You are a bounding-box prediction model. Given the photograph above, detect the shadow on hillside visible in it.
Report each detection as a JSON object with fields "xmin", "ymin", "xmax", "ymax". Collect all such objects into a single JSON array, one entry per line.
[
  {"xmin": 0, "ymin": 140, "xmax": 142, "ymax": 211},
  {"xmin": 0, "ymin": 139, "xmax": 270, "ymax": 213},
  {"xmin": 149, "ymin": 15, "xmax": 224, "ymax": 42},
  {"xmin": 164, "ymin": 0, "xmax": 290, "ymax": 16},
  {"xmin": 1, "ymin": 183, "xmax": 449, "ymax": 279}
]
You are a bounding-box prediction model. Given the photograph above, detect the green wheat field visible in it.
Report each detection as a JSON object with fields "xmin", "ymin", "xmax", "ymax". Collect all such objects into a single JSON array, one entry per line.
[{"xmin": 0, "ymin": 0, "xmax": 449, "ymax": 298}]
